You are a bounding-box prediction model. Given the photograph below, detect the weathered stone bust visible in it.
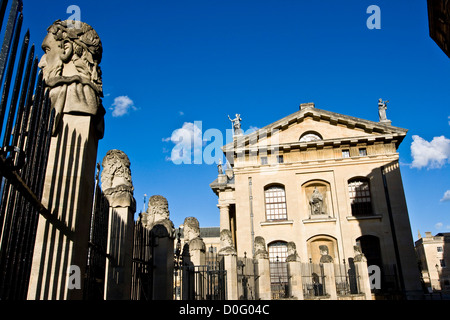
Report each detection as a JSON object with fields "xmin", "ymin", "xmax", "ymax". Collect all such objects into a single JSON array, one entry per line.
[
  {"xmin": 101, "ymin": 150, "xmax": 135, "ymax": 209},
  {"xmin": 183, "ymin": 217, "xmax": 200, "ymax": 242},
  {"xmin": 319, "ymin": 245, "xmax": 333, "ymax": 263},
  {"xmin": 286, "ymin": 241, "xmax": 300, "ymax": 262},
  {"xmin": 39, "ymin": 20, "xmax": 105, "ymax": 138},
  {"xmin": 254, "ymin": 236, "xmax": 268, "ymax": 260},
  {"xmin": 183, "ymin": 217, "xmax": 205, "ymax": 252},
  {"xmin": 218, "ymin": 229, "xmax": 236, "ymax": 256},
  {"xmin": 353, "ymin": 245, "xmax": 367, "ymax": 262},
  {"xmin": 141, "ymin": 195, "xmax": 174, "ymax": 238}
]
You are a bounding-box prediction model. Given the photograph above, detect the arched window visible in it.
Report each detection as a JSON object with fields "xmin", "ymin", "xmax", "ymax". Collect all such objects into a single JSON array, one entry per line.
[
  {"xmin": 299, "ymin": 131, "xmax": 323, "ymax": 142},
  {"xmin": 268, "ymin": 241, "xmax": 288, "ymax": 299},
  {"xmin": 356, "ymin": 235, "xmax": 382, "ymax": 267},
  {"xmin": 348, "ymin": 178, "xmax": 373, "ymax": 216},
  {"xmin": 264, "ymin": 185, "xmax": 288, "ymax": 221}
]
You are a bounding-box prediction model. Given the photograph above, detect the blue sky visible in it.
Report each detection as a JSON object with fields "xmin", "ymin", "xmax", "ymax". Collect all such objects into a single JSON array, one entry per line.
[{"xmin": 15, "ymin": 0, "xmax": 450, "ymax": 239}]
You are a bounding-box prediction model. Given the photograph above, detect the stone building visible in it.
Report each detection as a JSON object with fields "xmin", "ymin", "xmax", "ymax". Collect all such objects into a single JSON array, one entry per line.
[
  {"xmin": 210, "ymin": 102, "xmax": 423, "ymax": 299},
  {"xmin": 415, "ymin": 231, "xmax": 450, "ymax": 293}
]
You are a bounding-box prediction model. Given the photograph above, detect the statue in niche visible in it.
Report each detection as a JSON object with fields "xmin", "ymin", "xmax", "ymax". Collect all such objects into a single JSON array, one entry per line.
[
  {"xmin": 378, "ymin": 98, "xmax": 389, "ymax": 122},
  {"xmin": 309, "ymin": 187, "xmax": 324, "ymax": 215},
  {"xmin": 254, "ymin": 236, "xmax": 269, "ymax": 260},
  {"xmin": 39, "ymin": 20, "xmax": 105, "ymax": 137},
  {"xmin": 319, "ymin": 245, "xmax": 333, "ymax": 263},
  {"xmin": 218, "ymin": 229, "xmax": 236, "ymax": 256}
]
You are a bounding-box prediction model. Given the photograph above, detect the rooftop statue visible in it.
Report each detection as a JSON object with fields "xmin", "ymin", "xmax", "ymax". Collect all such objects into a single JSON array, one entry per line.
[{"xmin": 378, "ymin": 98, "xmax": 389, "ymax": 122}]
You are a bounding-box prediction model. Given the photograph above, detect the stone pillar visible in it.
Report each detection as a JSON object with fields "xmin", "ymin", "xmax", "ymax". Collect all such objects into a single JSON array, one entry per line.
[
  {"xmin": 354, "ymin": 246, "xmax": 373, "ymax": 300},
  {"xmin": 319, "ymin": 245, "xmax": 337, "ymax": 299},
  {"xmin": 218, "ymin": 204, "xmax": 230, "ymax": 231},
  {"xmin": 101, "ymin": 150, "xmax": 136, "ymax": 300},
  {"xmin": 140, "ymin": 195, "xmax": 175, "ymax": 300},
  {"xmin": 218, "ymin": 229, "xmax": 238, "ymax": 300},
  {"xmin": 182, "ymin": 217, "xmax": 206, "ymax": 299},
  {"xmin": 286, "ymin": 242, "xmax": 303, "ymax": 300},
  {"xmin": 27, "ymin": 20, "xmax": 105, "ymax": 300},
  {"xmin": 322, "ymin": 262, "xmax": 337, "ymax": 300},
  {"xmin": 253, "ymin": 236, "xmax": 271, "ymax": 300}
]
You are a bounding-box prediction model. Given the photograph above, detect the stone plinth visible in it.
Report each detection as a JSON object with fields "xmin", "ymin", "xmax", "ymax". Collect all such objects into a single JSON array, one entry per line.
[{"xmin": 28, "ymin": 115, "xmax": 99, "ymax": 300}]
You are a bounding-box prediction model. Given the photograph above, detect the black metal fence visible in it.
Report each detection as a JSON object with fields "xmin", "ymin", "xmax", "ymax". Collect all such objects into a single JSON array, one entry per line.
[
  {"xmin": 83, "ymin": 164, "xmax": 110, "ymax": 300},
  {"xmin": 334, "ymin": 260, "xmax": 361, "ymax": 296},
  {"xmin": 270, "ymin": 259, "xmax": 289, "ymax": 299},
  {"xmin": 0, "ymin": 0, "xmax": 56, "ymax": 300},
  {"xmin": 131, "ymin": 220, "xmax": 153, "ymax": 300},
  {"xmin": 301, "ymin": 262, "xmax": 327, "ymax": 298}
]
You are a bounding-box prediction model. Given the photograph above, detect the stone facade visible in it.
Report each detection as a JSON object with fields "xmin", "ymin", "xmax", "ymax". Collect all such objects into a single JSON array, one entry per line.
[
  {"xmin": 211, "ymin": 102, "xmax": 423, "ymax": 299},
  {"xmin": 415, "ymin": 232, "xmax": 450, "ymax": 293}
]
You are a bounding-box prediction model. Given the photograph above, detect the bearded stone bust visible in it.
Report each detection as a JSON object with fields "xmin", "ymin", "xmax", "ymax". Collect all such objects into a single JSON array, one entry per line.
[
  {"xmin": 218, "ymin": 229, "xmax": 236, "ymax": 256},
  {"xmin": 39, "ymin": 20, "xmax": 105, "ymax": 138},
  {"xmin": 141, "ymin": 195, "xmax": 175, "ymax": 238},
  {"xmin": 254, "ymin": 236, "xmax": 268, "ymax": 260},
  {"xmin": 101, "ymin": 150, "xmax": 135, "ymax": 209}
]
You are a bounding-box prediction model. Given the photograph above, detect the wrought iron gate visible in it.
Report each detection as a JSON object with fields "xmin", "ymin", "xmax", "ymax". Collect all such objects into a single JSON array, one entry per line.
[{"xmin": 0, "ymin": 0, "xmax": 56, "ymax": 300}]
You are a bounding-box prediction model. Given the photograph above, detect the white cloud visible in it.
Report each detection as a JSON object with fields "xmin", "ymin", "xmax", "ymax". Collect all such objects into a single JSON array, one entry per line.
[
  {"xmin": 410, "ymin": 135, "xmax": 450, "ymax": 169},
  {"xmin": 163, "ymin": 122, "xmax": 203, "ymax": 164},
  {"xmin": 440, "ymin": 190, "xmax": 450, "ymax": 202},
  {"xmin": 179, "ymin": 111, "xmax": 184, "ymax": 116},
  {"xmin": 435, "ymin": 222, "xmax": 443, "ymax": 229},
  {"xmin": 110, "ymin": 96, "xmax": 137, "ymax": 117}
]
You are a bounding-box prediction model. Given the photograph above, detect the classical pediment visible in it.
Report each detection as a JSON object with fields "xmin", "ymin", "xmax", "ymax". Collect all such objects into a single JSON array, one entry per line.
[{"xmin": 223, "ymin": 103, "xmax": 408, "ymax": 154}]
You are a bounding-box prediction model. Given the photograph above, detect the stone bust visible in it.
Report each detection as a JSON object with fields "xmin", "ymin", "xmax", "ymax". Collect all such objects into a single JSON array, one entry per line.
[
  {"xmin": 319, "ymin": 245, "xmax": 333, "ymax": 263},
  {"xmin": 39, "ymin": 20, "xmax": 105, "ymax": 137},
  {"xmin": 353, "ymin": 245, "xmax": 367, "ymax": 262},
  {"xmin": 254, "ymin": 236, "xmax": 269, "ymax": 260},
  {"xmin": 141, "ymin": 195, "xmax": 174, "ymax": 238},
  {"xmin": 218, "ymin": 229, "xmax": 236, "ymax": 256},
  {"xmin": 101, "ymin": 150, "xmax": 135, "ymax": 209},
  {"xmin": 286, "ymin": 241, "xmax": 300, "ymax": 262},
  {"xmin": 183, "ymin": 217, "xmax": 200, "ymax": 242}
]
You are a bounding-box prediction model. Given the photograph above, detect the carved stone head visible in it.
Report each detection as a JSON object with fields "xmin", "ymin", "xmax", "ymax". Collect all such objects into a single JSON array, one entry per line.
[
  {"xmin": 319, "ymin": 245, "xmax": 333, "ymax": 263},
  {"xmin": 147, "ymin": 195, "xmax": 170, "ymax": 222},
  {"xmin": 101, "ymin": 150, "xmax": 135, "ymax": 208},
  {"xmin": 218, "ymin": 229, "xmax": 236, "ymax": 256},
  {"xmin": 39, "ymin": 20, "xmax": 104, "ymax": 137},
  {"xmin": 101, "ymin": 150, "xmax": 132, "ymax": 190},
  {"xmin": 319, "ymin": 245, "xmax": 329, "ymax": 255},
  {"xmin": 183, "ymin": 217, "xmax": 200, "ymax": 242},
  {"xmin": 286, "ymin": 241, "xmax": 299, "ymax": 262},
  {"xmin": 254, "ymin": 236, "xmax": 268, "ymax": 259}
]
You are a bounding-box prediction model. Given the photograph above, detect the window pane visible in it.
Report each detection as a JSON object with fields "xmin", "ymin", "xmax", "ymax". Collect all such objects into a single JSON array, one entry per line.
[
  {"xmin": 348, "ymin": 179, "xmax": 372, "ymax": 216},
  {"xmin": 265, "ymin": 186, "xmax": 288, "ymax": 220}
]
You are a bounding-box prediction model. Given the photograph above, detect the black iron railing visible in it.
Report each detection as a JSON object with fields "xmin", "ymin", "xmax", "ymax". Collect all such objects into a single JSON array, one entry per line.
[{"xmin": 0, "ymin": 0, "xmax": 56, "ymax": 300}]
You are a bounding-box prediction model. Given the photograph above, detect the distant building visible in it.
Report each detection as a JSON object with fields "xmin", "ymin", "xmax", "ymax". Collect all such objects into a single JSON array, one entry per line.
[
  {"xmin": 415, "ymin": 231, "xmax": 450, "ymax": 293},
  {"xmin": 211, "ymin": 102, "xmax": 423, "ymax": 299}
]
